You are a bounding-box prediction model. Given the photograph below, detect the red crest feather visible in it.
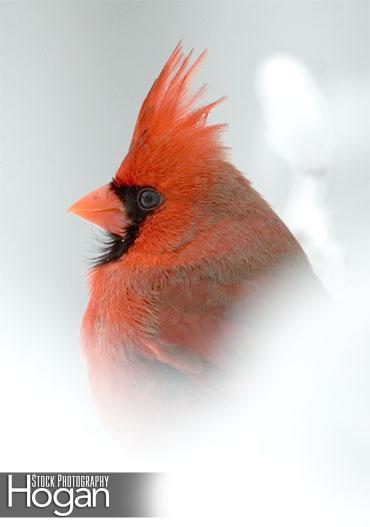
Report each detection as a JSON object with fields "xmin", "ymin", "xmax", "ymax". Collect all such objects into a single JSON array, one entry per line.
[{"xmin": 116, "ymin": 43, "xmax": 227, "ymax": 184}]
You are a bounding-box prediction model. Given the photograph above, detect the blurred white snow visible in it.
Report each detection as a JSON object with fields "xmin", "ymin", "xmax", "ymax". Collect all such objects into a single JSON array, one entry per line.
[
  {"xmin": 161, "ymin": 263, "xmax": 370, "ymax": 527},
  {"xmin": 255, "ymin": 54, "xmax": 347, "ymax": 297}
]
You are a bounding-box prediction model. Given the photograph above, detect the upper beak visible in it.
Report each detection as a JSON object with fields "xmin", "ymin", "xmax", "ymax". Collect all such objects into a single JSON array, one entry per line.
[{"xmin": 68, "ymin": 183, "xmax": 128, "ymax": 236}]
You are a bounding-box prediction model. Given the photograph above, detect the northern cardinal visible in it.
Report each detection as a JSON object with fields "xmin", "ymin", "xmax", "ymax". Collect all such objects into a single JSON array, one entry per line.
[{"xmin": 69, "ymin": 44, "xmax": 323, "ymax": 428}]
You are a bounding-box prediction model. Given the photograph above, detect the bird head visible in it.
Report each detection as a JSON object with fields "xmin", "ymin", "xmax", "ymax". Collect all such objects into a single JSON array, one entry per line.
[{"xmin": 69, "ymin": 43, "xmax": 230, "ymax": 266}]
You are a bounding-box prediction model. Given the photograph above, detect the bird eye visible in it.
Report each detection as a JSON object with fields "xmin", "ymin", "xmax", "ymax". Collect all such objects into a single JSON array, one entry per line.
[{"xmin": 137, "ymin": 188, "xmax": 162, "ymax": 211}]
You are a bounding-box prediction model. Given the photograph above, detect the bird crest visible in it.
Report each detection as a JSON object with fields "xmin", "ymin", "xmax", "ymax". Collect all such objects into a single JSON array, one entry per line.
[{"xmin": 115, "ymin": 42, "xmax": 227, "ymax": 184}]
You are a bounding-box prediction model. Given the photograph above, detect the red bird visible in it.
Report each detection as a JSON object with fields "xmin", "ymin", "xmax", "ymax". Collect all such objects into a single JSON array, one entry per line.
[{"xmin": 69, "ymin": 44, "xmax": 322, "ymax": 427}]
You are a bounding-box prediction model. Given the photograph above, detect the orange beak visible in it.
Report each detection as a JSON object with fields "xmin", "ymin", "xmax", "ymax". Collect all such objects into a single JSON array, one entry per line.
[{"xmin": 68, "ymin": 183, "xmax": 128, "ymax": 236}]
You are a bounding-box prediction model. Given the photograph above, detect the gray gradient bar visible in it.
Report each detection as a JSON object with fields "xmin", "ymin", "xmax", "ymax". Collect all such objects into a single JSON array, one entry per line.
[{"xmin": 0, "ymin": 473, "xmax": 163, "ymax": 517}]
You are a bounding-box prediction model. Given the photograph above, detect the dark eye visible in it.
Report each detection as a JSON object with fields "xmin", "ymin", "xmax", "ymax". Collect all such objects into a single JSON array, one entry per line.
[{"xmin": 137, "ymin": 188, "xmax": 162, "ymax": 211}]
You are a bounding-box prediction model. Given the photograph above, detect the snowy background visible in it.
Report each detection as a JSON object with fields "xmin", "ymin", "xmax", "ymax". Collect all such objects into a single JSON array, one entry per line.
[{"xmin": 1, "ymin": 1, "xmax": 369, "ymax": 525}]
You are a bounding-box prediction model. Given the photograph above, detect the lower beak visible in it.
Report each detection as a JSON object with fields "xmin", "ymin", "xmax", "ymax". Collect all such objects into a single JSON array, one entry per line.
[{"xmin": 68, "ymin": 183, "xmax": 128, "ymax": 236}]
